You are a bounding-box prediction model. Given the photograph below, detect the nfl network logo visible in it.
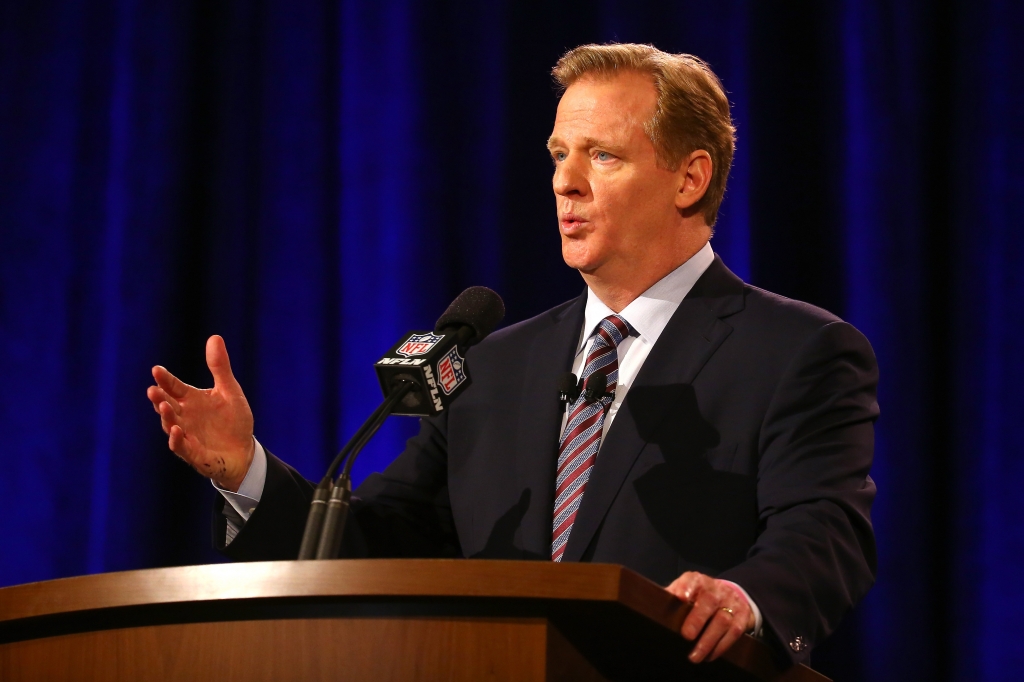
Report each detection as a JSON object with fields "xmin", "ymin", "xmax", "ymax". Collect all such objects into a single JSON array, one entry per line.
[
  {"xmin": 437, "ymin": 347, "xmax": 467, "ymax": 395},
  {"xmin": 396, "ymin": 332, "xmax": 443, "ymax": 357}
]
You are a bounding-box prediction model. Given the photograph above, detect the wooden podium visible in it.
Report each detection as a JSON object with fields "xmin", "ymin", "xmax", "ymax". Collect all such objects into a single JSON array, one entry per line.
[{"xmin": 0, "ymin": 560, "xmax": 828, "ymax": 681}]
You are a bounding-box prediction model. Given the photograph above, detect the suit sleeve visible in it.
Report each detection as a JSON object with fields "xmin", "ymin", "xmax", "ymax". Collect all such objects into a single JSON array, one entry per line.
[
  {"xmin": 717, "ymin": 320, "xmax": 879, "ymax": 665},
  {"xmin": 213, "ymin": 410, "xmax": 458, "ymax": 561},
  {"xmin": 348, "ymin": 410, "xmax": 461, "ymax": 558},
  {"xmin": 214, "ymin": 448, "xmax": 316, "ymax": 561}
]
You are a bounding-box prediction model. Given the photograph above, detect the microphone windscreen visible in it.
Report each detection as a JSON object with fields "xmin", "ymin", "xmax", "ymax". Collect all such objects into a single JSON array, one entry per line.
[
  {"xmin": 557, "ymin": 372, "xmax": 579, "ymax": 394},
  {"xmin": 583, "ymin": 371, "xmax": 608, "ymax": 401},
  {"xmin": 434, "ymin": 286, "xmax": 506, "ymax": 345}
]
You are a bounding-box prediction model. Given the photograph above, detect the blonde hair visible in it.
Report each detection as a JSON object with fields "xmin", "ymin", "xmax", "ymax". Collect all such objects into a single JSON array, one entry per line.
[{"xmin": 552, "ymin": 43, "xmax": 736, "ymax": 226}]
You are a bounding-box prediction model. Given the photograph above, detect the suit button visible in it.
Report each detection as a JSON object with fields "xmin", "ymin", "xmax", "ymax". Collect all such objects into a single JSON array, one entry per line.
[{"xmin": 789, "ymin": 636, "xmax": 806, "ymax": 652}]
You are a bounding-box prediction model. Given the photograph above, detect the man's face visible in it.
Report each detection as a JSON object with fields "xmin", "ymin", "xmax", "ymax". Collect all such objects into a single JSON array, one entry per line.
[{"xmin": 548, "ymin": 71, "xmax": 685, "ymax": 275}]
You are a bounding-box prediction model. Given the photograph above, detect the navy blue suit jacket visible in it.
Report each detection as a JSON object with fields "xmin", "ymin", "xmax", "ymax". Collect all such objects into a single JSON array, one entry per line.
[{"xmin": 217, "ymin": 256, "xmax": 879, "ymax": 664}]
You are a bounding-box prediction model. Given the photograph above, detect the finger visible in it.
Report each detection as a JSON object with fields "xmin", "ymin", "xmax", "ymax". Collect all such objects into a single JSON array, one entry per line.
[
  {"xmin": 720, "ymin": 582, "xmax": 758, "ymax": 633},
  {"xmin": 153, "ymin": 365, "xmax": 191, "ymax": 400},
  {"xmin": 147, "ymin": 385, "xmax": 163, "ymax": 413},
  {"xmin": 168, "ymin": 424, "xmax": 192, "ymax": 461},
  {"xmin": 681, "ymin": 582, "xmax": 718, "ymax": 641},
  {"xmin": 158, "ymin": 401, "xmax": 180, "ymax": 435},
  {"xmin": 690, "ymin": 609, "xmax": 738, "ymax": 663},
  {"xmin": 708, "ymin": 609, "xmax": 748, "ymax": 661},
  {"xmin": 667, "ymin": 572, "xmax": 701, "ymax": 601},
  {"xmin": 206, "ymin": 335, "xmax": 239, "ymax": 390},
  {"xmin": 148, "ymin": 386, "xmax": 181, "ymax": 415}
]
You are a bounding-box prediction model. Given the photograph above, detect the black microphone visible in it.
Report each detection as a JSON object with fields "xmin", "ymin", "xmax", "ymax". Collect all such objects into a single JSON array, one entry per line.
[
  {"xmin": 582, "ymin": 371, "xmax": 613, "ymax": 403},
  {"xmin": 434, "ymin": 285, "xmax": 506, "ymax": 346},
  {"xmin": 558, "ymin": 372, "xmax": 583, "ymax": 409},
  {"xmin": 374, "ymin": 286, "xmax": 505, "ymax": 416},
  {"xmin": 299, "ymin": 287, "xmax": 506, "ymax": 560}
]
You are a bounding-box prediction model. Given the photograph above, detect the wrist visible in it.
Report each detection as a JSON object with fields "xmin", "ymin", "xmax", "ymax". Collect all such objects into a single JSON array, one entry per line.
[{"xmin": 214, "ymin": 438, "xmax": 255, "ymax": 492}]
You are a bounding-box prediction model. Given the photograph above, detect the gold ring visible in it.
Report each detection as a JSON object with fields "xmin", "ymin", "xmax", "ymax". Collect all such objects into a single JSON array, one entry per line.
[{"xmin": 720, "ymin": 607, "xmax": 735, "ymax": 616}]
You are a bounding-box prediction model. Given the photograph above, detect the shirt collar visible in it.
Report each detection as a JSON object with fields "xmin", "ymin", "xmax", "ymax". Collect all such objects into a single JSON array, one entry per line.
[{"xmin": 578, "ymin": 241, "xmax": 716, "ymax": 353}]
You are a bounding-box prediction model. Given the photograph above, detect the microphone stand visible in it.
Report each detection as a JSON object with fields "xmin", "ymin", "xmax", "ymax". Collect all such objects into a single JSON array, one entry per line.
[{"xmin": 297, "ymin": 381, "xmax": 415, "ymax": 560}]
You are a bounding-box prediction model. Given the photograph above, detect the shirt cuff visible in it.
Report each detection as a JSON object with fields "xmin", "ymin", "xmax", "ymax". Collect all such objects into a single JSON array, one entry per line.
[
  {"xmin": 722, "ymin": 580, "xmax": 763, "ymax": 636},
  {"xmin": 211, "ymin": 438, "xmax": 268, "ymax": 523}
]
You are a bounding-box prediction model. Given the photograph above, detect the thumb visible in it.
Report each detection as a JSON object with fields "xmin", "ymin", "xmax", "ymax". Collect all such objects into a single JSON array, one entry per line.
[{"xmin": 206, "ymin": 335, "xmax": 239, "ymax": 390}]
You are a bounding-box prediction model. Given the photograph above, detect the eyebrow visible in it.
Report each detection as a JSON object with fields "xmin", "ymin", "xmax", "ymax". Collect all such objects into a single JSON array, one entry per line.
[{"xmin": 546, "ymin": 136, "xmax": 627, "ymax": 154}]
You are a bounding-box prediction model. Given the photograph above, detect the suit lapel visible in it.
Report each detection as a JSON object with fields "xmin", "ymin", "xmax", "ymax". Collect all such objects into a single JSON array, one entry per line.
[
  {"xmin": 513, "ymin": 290, "xmax": 588, "ymax": 558},
  {"xmin": 561, "ymin": 256, "xmax": 746, "ymax": 563}
]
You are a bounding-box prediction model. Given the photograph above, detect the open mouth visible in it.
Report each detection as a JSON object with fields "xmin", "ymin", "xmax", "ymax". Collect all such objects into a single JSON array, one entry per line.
[{"xmin": 560, "ymin": 213, "xmax": 589, "ymax": 231}]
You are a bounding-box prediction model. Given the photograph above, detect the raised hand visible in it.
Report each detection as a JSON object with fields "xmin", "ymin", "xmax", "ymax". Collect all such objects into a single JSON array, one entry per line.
[{"xmin": 147, "ymin": 335, "xmax": 255, "ymax": 491}]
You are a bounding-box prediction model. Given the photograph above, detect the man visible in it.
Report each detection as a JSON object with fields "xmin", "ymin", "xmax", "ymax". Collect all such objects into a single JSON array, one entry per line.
[{"xmin": 148, "ymin": 44, "xmax": 878, "ymax": 666}]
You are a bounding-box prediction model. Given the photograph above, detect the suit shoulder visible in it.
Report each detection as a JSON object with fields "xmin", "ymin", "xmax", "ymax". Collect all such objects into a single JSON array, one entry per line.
[
  {"xmin": 697, "ymin": 256, "xmax": 846, "ymax": 336},
  {"xmin": 736, "ymin": 285, "xmax": 875, "ymax": 359},
  {"xmin": 739, "ymin": 284, "xmax": 848, "ymax": 334},
  {"xmin": 477, "ymin": 296, "xmax": 580, "ymax": 348}
]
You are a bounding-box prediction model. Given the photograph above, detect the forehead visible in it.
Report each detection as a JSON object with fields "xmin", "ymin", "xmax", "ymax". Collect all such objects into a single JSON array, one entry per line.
[{"xmin": 549, "ymin": 71, "xmax": 658, "ymax": 147}]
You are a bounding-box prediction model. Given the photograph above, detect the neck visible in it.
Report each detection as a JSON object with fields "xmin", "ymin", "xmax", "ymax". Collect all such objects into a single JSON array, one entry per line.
[{"xmin": 581, "ymin": 227, "xmax": 710, "ymax": 313}]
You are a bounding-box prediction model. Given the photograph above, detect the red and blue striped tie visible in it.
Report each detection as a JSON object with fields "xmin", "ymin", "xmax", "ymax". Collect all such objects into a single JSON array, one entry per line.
[{"xmin": 552, "ymin": 314, "xmax": 633, "ymax": 561}]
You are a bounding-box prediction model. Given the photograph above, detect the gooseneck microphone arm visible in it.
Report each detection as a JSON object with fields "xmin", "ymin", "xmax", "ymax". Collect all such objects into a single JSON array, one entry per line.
[
  {"xmin": 297, "ymin": 381, "xmax": 415, "ymax": 560},
  {"xmin": 312, "ymin": 381, "xmax": 415, "ymax": 560},
  {"xmin": 296, "ymin": 285, "xmax": 506, "ymax": 561}
]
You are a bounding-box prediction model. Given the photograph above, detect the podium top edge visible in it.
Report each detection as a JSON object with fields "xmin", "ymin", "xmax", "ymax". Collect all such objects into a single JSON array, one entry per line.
[
  {"xmin": 0, "ymin": 559, "xmax": 663, "ymax": 624},
  {"xmin": 0, "ymin": 560, "xmax": 823, "ymax": 682}
]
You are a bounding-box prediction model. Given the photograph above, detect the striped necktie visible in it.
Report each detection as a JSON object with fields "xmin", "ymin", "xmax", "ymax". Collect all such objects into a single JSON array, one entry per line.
[{"xmin": 552, "ymin": 314, "xmax": 633, "ymax": 562}]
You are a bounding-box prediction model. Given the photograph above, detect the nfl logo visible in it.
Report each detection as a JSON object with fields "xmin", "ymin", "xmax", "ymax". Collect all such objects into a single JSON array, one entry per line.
[
  {"xmin": 396, "ymin": 332, "xmax": 443, "ymax": 357},
  {"xmin": 437, "ymin": 347, "xmax": 467, "ymax": 395}
]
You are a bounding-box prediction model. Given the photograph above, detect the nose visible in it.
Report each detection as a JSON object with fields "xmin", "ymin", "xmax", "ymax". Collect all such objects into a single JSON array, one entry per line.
[{"xmin": 553, "ymin": 152, "xmax": 589, "ymax": 198}]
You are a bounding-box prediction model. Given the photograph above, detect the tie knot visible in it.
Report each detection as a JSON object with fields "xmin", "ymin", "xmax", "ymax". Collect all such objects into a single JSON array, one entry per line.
[{"xmin": 594, "ymin": 314, "xmax": 633, "ymax": 348}]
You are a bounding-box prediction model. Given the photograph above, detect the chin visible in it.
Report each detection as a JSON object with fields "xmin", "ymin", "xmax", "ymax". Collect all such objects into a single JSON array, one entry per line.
[
  {"xmin": 561, "ymin": 248, "xmax": 594, "ymax": 272},
  {"xmin": 560, "ymin": 239, "xmax": 603, "ymax": 272}
]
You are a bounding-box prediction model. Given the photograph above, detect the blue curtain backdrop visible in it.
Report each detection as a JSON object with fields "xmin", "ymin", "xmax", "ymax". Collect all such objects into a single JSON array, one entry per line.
[{"xmin": 1, "ymin": 1, "xmax": 1021, "ymax": 679}]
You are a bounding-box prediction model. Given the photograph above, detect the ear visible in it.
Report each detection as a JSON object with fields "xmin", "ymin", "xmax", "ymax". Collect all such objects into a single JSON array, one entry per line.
[{"xmin": 675, "ymin": 150, "xmax": 713, "ymax": 213}]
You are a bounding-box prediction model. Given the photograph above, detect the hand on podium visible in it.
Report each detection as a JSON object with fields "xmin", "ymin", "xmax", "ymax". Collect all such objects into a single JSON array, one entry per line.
[
  {"xmin": 146, "ymin": 335, "xmax": 255, "ymax": 492},
  {"xmin": 667, "ymin": 571, "xmax": 756, "ymax": 664}
]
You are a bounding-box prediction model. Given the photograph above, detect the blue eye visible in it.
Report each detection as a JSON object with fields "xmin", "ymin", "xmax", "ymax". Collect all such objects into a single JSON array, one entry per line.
[
  {"xmin": 596, "ymin": 151, "xmax": 612, "ymax": 162},
  {"xmin": 553, "ymin": 152, "xmax": 566, "ymax": 163}
]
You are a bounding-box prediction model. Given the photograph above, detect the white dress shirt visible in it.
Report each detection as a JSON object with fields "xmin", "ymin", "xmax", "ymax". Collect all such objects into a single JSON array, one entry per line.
[
  {"xmin": 213, "ymin": 439, "xmax": 266, "ymax": 544},
  {"xmin": 561, "ymin": 240, "xmax": 715, "ymax": 439},
  {"xmin": 215, "ymin": 240, "xmax": 761, "ymax": 632}
]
